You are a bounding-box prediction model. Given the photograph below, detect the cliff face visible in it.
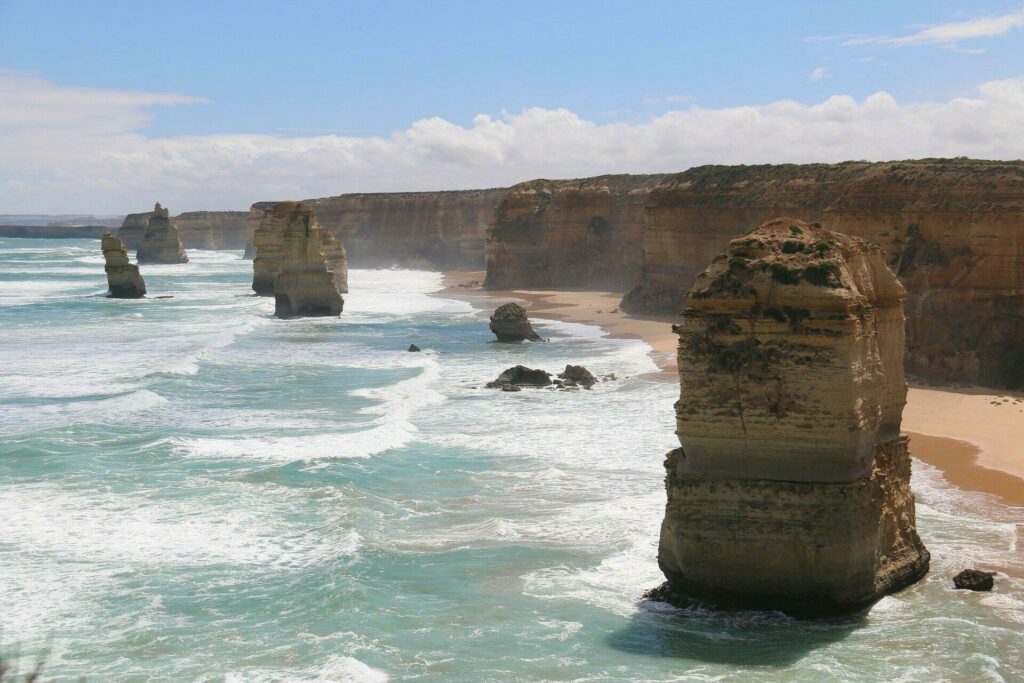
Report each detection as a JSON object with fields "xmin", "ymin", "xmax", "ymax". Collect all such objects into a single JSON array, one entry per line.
[
  {"xmin": 621, "ymin": 160, "xmax": 1024, "ymax": 388},
  {"xmin": 304, "ymin": 189, "xmax": 505, "ymax": 269},
  {"xmin": 137, "ymin": 203, "xmax": 189, "ymax": 265},
  {"xmin": 657, "ymin": 219, "xmax": 928, "ymax": 615},
  {"xmin": 252, "ymin": 202, "xmax": 347, "ymax": 297},
  {"xmin": 117, "ymin": 210, "xmax": 156, "ymax": 250},
  {"xmin": 243, "ymin": 202, "xmax": 278, "ymax": 259},
  {"xmin": 101, "ymin": 233, "xmax": 146, "ymax": 298},
  {"xmin": 484, "ymin": 175, "xmax": 664, "ymax": 290},
  {"xmin": 271, "ymin": 202, "xmax": 345, "ymax": 318},
  {"xmin": 173, "ymin": 211, "xmax": 248, "ymax": 249}
]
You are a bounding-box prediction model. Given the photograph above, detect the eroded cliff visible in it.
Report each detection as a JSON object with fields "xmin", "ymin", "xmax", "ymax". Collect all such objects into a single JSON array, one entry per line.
[
  {"xmin": 484, "ymin": 175, "xmax": 664, "ymax": 289},
  {"xmin": 656, "ymin": 218, "xmax": 929, "ymax": 615},
  {"xmin": 621, "ymin": 160, "xmax": 1024, "ymax": 388},
  {"xmin": 252, "ymin": 202, "xmax": 347, "ymax": 297},
  {"xmin": 173, "ymin": 211, "xmax": 248, "ymax": 249},
  {"xmin": 136, "ymin": 203, "xmax": 188, "ymax": 264}
]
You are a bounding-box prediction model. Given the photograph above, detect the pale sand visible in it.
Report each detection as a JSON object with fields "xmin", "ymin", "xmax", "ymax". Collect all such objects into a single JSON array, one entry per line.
[{"xmin": 439, "ymin": 271, "xmax": 1024, "ymax": 505}]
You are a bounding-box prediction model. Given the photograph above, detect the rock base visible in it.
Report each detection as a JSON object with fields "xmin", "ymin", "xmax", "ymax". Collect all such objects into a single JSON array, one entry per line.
[{"xmin": 657, "ymin": 436, "xmax": 930, "ymax": 616}]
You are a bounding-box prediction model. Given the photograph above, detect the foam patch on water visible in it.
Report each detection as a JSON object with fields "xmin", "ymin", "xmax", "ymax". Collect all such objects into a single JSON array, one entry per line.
[
  {"xmin": 0, "ymin": 389, "xmax": 167, "ymax": 436},
  {"xmin": 225, "ymin": 655, "xmax": 389, "ymax": 682}
]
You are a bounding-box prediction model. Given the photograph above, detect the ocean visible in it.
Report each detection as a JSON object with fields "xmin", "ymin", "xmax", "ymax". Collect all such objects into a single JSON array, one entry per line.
[{"xmin": 0, "ymin": 238, "xmax": 1021, "ymax": 681}]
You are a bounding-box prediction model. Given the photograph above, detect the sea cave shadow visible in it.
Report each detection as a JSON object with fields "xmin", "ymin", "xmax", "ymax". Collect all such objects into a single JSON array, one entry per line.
[{"xmin": 606, "ymin": 599, "xmax": 867, "ymax": 668}]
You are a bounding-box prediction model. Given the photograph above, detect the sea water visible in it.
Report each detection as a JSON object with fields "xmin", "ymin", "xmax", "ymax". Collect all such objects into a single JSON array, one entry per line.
[{"xmin": 0, "ymin": 237, "xmax": 1021, "ymax": 682}]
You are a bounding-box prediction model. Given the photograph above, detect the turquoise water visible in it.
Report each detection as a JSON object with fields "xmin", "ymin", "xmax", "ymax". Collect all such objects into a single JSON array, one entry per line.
[{"xmin": 0, "ymin": 237, "xmax": 1022, "ymax": 682}]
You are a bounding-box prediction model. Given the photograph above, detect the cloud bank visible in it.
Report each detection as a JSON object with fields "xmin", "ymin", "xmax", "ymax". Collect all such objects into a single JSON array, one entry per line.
[{"xmin": 2, "ymin": 69, "xmax": 1024, "ymax": 213}]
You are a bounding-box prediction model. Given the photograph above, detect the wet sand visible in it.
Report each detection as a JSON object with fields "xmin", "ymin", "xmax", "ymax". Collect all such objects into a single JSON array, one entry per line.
[{"xmin": 439, "ymin": 271, "xmax": 1024, "ymax": 506}]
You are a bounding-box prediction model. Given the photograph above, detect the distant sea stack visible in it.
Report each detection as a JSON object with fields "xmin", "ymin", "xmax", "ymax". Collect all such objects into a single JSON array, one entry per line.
[
  {"xmin": 101, "ymin": 233, "xmax": 146, "ymax": 298},
  {"xmin": 116, "ymin": 208, "xmax": 157, "ymax": 250},
  {"xmin": 136, "ymin": 203, "xmax": 188, "ymax": 264},
  {"xmin": 272, "ymin": 202, "xmax": 345, "ymax": 318},
  {"xmin": 655, "ymin": 218, "xmax": 929, "ymax": 615},
  {"xmin": 252, "ymin": 202, "xmax": 348, "ymax": 296},
  {"xmin": 485, "ymin": 175, "xmax": 664, "ymax": 290}
]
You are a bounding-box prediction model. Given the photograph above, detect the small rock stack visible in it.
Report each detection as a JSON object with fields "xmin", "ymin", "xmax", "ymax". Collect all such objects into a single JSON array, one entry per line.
[
  {"xmin": 252, "ymin": 202, "xmax": 347, "ymax": 296},
  {"xmin": 269, "ymin": 202, "xmax": 345, "ymax": 318},
  {"xmin": 656, "ymin": 218, "xmax": 929, "ymax": 615},
  {"xmin": 101, "ymin": 233, "xmax": 146, "ymax": 298},
  {"xmin": 489, "ymin": 302, "xmax": 543, "ymax": 342},
  {"xmin": 136, "ymin": 203, "xmax": 188, "ymax": 264}
]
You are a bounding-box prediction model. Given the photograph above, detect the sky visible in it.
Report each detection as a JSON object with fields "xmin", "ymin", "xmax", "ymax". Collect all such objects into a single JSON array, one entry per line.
[{"xmin": 1, "ymin": 0, "xmax": 1023, "ymax": 213}]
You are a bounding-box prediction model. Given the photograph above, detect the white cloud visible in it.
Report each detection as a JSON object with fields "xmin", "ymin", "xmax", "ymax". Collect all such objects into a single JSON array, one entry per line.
[
  {"xmin": 841, "ymin": 8, "xmax": 1024, "ymax": 48},
  {"xmin": 809, "ymin": 66, "xmax": 831, "ymax": 81},
  {"xmin": 2, "ymin": 70, "xmax": 1024, "ymax": 213}
]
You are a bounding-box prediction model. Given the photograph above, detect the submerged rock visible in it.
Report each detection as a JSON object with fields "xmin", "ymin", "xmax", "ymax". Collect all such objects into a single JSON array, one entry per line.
[
  {"xmin": 954, "ymin": 569, "xmax": 996, "ymax": 591},
  {"xmin": 252, "ymin": 202, "xmax": 347, "ymax": 296},
  {"xmin": 136, "ymin": 203, "xmax": 188, "ymax": 264},
  {"xmin": 489, "ymin": 302, "xmax": 543, "ymax": 342},
  {"xmin": 656, "ymin": 218, "xmax": 929, "ymax": 616},
  {"xmin": 485, "ymin": 365, "xmax": 552, "ymax": 389},
  {"xmin": 272, "ymin": 203, "xmax": 345, "ymax": 318},
  {"xmin": 101, "ymin": 233, "xmax": 146, "ymax": 298},
  {"xmin": 408, "ymin": 344, "xmax": 421, "ymax": 352}
]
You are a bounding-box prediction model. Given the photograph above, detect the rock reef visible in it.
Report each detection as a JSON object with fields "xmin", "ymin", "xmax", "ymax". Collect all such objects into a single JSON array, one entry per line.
[
  {"xmin": 101, "ymin": 233, "xmax": 146, "ymax": 298},
  {"xmin": 252, "ymin": 202, "xmax": 348, "ymax": 297},
  {"xmin": 264, "ymin": 202, "xmax": 345, "ymax": 318},
  {"xmin": 136, "ymin": 203, "xmax": 188, "ymax": 264},
  {"xmin": 489, "ymin": 302, "xmax": 543, "ymax": 342},
  {"xmin": 656, "ymin": 218, "xmax": 929, "ymax": 615}
]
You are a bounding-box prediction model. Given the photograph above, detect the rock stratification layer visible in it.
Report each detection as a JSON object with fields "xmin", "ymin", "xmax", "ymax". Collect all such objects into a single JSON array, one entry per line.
[
  {"xmin": 136, "ymin": 203, "xmax": 189, "ymax": 264},
  {"xmin": 485, "ymin": 175, "xmax": 664, "ymax": 290},
  {"xmin": 252, "ymin": 202, "xmax": 348, "ymax": 296},
  {"xmin": 101, "ymin": 233, "xmax": 146, "ymax": 298},
  {"xmin": 272, "ymin": 203, "xmax": 345, "ymax": 318},
  {"xmin": 621, "ymin": 160, "xmax": 1024, "ymax": 388},
  {"xmin": 657, "ymin": 218, "xmax": 929, "ymax": 615}
]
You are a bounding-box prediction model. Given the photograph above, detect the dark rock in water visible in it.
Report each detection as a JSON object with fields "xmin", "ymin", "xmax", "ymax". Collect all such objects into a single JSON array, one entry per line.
[
  {"xmin": 500, "ymin": 384, "xmax": 521, "ymax": 392},
  {"xmin": 486, "ymin": 365, "xmax": 552, "ymax": 389},
  {"xmin": 408, "ymin": 344, "xmax": 421, "ymax": 352},
  {"xmin": 489, "ymin": 302, "xmax": 544, "ymax": 342},
  {"xmin": 558, "ymin": 364, "xmax": 597, "ymax": 387},
  {"xmin": 154, "ymin": 295, "xmax": 174, "ymax": 299},
  {"xmin": 954, "ymin": 569, "xmax": 996, "ymax": 591}
]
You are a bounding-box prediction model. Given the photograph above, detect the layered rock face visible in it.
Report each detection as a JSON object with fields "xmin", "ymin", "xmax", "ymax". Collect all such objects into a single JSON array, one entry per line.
[
  {"xmin": 252, "ymin": 202, "xmax": 348, "ymax": 296},
  {"xmin": 117, "ymin": 209, "xmax": 157, "ymax": 250},
  {"xmin": 485, "ymin": 175, "xmax": 664, "ymax": 289},
  {"xmin": 136, "ymin": 204, "xmax": 189, "ymax": 264},
  {"xmin": 622, "ymin": 160, "xmax": 1024, "ymax": 388},
  {"xmin": 306, "ymin": 189, "xmax": 505, "ymax": 269},
  {"xmin": 173, "ymin": 211, "xmax": 248, "ymax": 249},
  {"xmin": 243, "ymin": 201, "xmax": 278, "ymax": 259},
  {"xmin": 101, "ymin": 233, "xmax": 146, "ymax": 298},
  {"xmin": 657, "ymin": 219, "xmax": 929, "ymax": 615},
  {"xmin": 272, "ymin": 203, "xmax": 345, "ymax": 318}
]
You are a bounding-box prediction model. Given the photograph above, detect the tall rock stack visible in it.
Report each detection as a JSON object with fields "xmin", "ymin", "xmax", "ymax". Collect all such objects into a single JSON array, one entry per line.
[
  {"xmin": 656, "ymin": 218, "xmax": 929, "ymax": 615},
  {"xmin": 101, "ymin": 233, "xmax": 146, "ymax": 298},
  {"xmin": 116, "ymin": 208, "xmax": 157, "ymax": 250},
  {"xmin": 272, "ymin": 202, "xmax": 345, "ymax": 318},
  {"xmin": 136, "ymin": 203, "xmax": 189, "ymax": 264},
  {"xmin": 252, "ymin": 202, "xmax": 347, "ymax": 296}
]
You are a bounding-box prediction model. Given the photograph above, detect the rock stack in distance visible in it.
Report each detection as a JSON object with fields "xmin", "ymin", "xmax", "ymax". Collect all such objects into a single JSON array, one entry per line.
[
  {"xmin": 269, "ymin": 202, "xmax": 346, "ymax": 318},
  {"xmin": 136, "ymin": 203, "xmax": 188, "ymax": 264},
  {"xmin": 101, "ymin": 233, "xmax": 146, "ymax": 298}
]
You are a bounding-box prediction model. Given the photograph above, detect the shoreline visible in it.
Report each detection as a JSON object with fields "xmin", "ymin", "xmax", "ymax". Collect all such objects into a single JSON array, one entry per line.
[{"xmin": 437, "ymin": 271, "xmax": 1024, "ymax": 507}]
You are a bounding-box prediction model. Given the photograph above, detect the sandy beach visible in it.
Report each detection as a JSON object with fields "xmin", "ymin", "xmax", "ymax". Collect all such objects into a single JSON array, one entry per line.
[{"xmin": 441, "ymin": 271, "xmax": 1024, "ymax": 506}]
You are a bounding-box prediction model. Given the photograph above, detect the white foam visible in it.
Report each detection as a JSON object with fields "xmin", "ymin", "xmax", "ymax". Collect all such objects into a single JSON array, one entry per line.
[{"xmin": 226, "ymin": 655, "xmax": 389, "ymax": 682}]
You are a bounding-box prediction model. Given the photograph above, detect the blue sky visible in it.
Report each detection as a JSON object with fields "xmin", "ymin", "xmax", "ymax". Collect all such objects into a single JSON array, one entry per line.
[{"xmin": 1, "ymin": 1, "xmax": 1023, "ymax": 212}]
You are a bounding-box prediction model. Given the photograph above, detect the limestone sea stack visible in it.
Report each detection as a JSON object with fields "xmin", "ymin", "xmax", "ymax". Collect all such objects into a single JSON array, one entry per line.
[
  {"xmin": 136, "ymin": 203, "xmax": 188, "ymax": 264},
  {"xmin": 101, "ymin": 233, "xmax": 146, "ymax": 298},
  {"xmin": 116, "ymin": 208, "xmax": 156, "ymax": 250},
  {"xmin": 489, "ymin": 302, "xmax": 543, "ymax": 342},
  {"xmin": 271, "ymin": 202, "xmax": 345, "ymax": 318},
  {"xmin": 252, "ymin": 202, "xmax": 348, "ymax": 296},
  {"xmin": 656, "ymin": 218, "xmax": 929, "ymax": 615}
]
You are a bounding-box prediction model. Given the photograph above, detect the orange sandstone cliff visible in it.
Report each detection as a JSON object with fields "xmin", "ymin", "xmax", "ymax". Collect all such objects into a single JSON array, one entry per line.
[
  {"xmin": 621, "ymin": 160, "xmax": 1024, "ymax": 388},
  {"xmin": 484, "ymin": 175, "xmax": 665, "ymax": 290}
]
